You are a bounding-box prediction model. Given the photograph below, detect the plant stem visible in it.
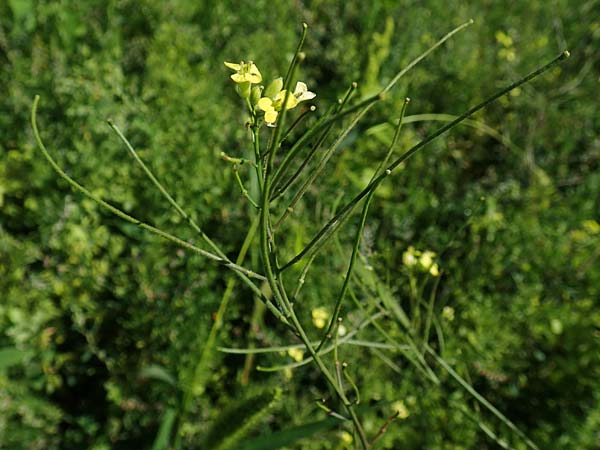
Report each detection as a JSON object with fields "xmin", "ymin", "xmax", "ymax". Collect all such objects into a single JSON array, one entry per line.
[{"xmin": 280, "ymin": 50, "xmax": 570, "ymax": 271}]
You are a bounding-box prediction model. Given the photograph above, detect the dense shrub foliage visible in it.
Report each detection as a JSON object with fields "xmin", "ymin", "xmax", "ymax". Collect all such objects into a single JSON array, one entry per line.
[{"xmin": 1, "ymin": 1, "xmax": 598, "ymax": 449}]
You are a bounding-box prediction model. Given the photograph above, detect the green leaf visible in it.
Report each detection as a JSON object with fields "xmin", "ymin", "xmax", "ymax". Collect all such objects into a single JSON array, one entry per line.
[
  {"xmin": 7, "ymin": 0, "xmax": 35, "ymax": 32},
  {"xmin": 202, "ymin": 387, "xmax": 282, "ymax": 450},
  {"xmin": 0, "ymin": 347, "xmax": 32, "ymax": 371},
  {"xmin": 151, "ymin": 408, "xmax": 177, "ymax": 450},
  {"xmin": 239, "ymin": 418, "xmax": 339, "ymax": 450},
  {"xmin": 139, "ymin": 365, "xmax": 177, "ymax": 388}
]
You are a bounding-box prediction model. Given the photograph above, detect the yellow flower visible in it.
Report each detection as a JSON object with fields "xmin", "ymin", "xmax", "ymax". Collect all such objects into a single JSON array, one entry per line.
[
  {"xmin": 402, "ymin": 246, "xmax": 419, "ymax": 267},
  {"xmin": 287, "ymin": 348, "xmax": 304, "ymax": 362},
  {"xmin": 419, "ymin": 250, "xmax": 435, "ymax": 270},
  {"xmin": 442, "ymin": 306, "xmax": 455, "ymax": 321},
  {"xmin": 293, "ymin": 81, "xmax": 316, "ymax": 102},
  {"xmin": 258, "ymin": 80, "xmax": 315, "ymax": 126},
  {"xmin": 392, "ymin": 400, "xmax": 410, "ymax": 419},
  {"xmin": 339, "ymin": 431, "xmax": 353, "ymax": 444},
  {"xmin": 311, "ymin": 307, "xmax": 329, "ymax": 329},
  {"xmin": 224, "ymin": 61, "xmax": 262, "ymax": 84}
]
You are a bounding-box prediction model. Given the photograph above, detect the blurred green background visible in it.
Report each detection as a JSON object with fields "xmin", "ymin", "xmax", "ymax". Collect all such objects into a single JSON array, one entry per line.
[{"xmin": 1, "ymin": 0, "xmax": 599, "ymax": 449}]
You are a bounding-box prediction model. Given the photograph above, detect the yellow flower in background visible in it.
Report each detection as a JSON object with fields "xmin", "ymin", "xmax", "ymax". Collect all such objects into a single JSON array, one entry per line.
[
  {"xmin": 339, "ymin": 430, "xmax": 353, "ymax": 444},
  {"xmin": 403, "ymin": 246, "xmax": 440, "ymax": 276},
  {"xmin": 311, "ymin": 307, "xmax": 329, "ymax": 329},
  {"xmin": 287, "ymin": 347, "xmax": 304, "ymax": 362},
  {"xmin": 582, "ymin": 219, "xmax": 600, "ymax": 235},
  {"xmin": 419, "ymin": 250, "xmax": 435, "ymax": 269},
  {"xmin": 402, "ymin": 246, "xmax": 419, "ymax": 267},
  {"xmin": 442, "ymin": 306, "xmax": 455, "ymax": 321},
  {"xmin": 495, "ymin": 30, "xmax": 513, "ymax": 47},
  {"xmin": 392, "ymin": 400, "xmax": 410, "ymax": 419},
  {"xmin": 224, "ymin": 61, "xmax": 262, "ymax": 84}
]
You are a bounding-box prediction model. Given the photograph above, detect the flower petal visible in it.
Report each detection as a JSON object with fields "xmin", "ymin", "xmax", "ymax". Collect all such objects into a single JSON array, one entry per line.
[
  {"xmin": 248, "ymin": 63, "xmax": 262, "ymax": 83},
  {"xmin": 257, "ymin": 97, "xmax": 274, "ymax": 112},
  {"xmin": 265, "ymin": 109, "xmax": 278, "ymax": 124},
  {"xmin": 264, "ymin": 77, "xmax": 283, "ymax": 99},
  {"xmin": 224, "ymin": 61, "xmax": 241, "ymax": 70},
  {"xmin": 297, "ymin": 90, "xmax": 316, "ymax": 102},
  {"xmin": 294, "ymin": 81, "xmax": 308, "ymax": 95},
  {"xmin": 276, "ymin": 90, "xmax": 299, "ymax": 110}
]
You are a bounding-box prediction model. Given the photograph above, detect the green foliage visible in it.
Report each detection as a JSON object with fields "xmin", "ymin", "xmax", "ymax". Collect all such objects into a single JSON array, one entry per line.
[
  {"xmin": 201, "ymin": 387, "xmax": 281, "ymax": 450},
  {"xmin": 1, "ymin": 0, "xmax": 599, "ymax": 449}
]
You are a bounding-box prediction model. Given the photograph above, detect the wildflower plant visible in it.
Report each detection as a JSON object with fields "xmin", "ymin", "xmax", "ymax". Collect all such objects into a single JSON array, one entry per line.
[{"xmin": 31, "ymin": 20, "xmax": 570, "ymax": 450}]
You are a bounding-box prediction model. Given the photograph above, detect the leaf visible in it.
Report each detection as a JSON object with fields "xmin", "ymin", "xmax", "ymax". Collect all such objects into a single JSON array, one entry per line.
[
  {"xmin": 239, "ymin": 418, "xmax": 339, "ymax": 450},
  {"xmin": 202, "ymin": 387, "xmax": 282, "ymax": 450},
  {"xmin": 0, "ymin": 347, "xmax": 32, "ymax": 370},
  {"xmin": 151, "ymin": 408, "xmax": 177, "ymax": 450},
  {"xmin": 139, "ymin": 365, "xmax": 177, "ymax": 388}
]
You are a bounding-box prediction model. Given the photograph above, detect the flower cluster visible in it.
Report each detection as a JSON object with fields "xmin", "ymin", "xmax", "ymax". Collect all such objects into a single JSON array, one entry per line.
[
  {"xmin": 224, "ymin": 60, "xmax": 315, "ymax": 126},
  {"xmin": 402, "ymin": 246, "xmax": 440, "ymax": 276}
]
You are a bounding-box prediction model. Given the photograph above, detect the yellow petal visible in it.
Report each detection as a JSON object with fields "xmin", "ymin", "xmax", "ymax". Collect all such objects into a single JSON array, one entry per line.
[
  {"xmin": 248, "ymin": 63, "xmax": 262, "ymax": 83},
  {"xmin": 264, "ymin": 77, "xmax": 283, "ymax": 98},
  {"xmin": 257, "ymin": 97, "xmax": 274, "ymax": 112},
  {"xmin": 224, "ymin": 61, "xmax": 241, "ymax": 70},
  {"xmin": 248, "ymin": 73, "xmax": 261, "ymax": 84},
  {"xmin": 287, "ymin": 348, "xmax": 304, "ymax": 362},
  {"xmin": 264, "ymin": 109, "xmax": 278, "ymax": 124},
  {"xmin": 276, "ymin": 90, "xmax": 299, "ymax": 110},
  {"xmin": 231, "ymin": 73, "xmax": 245, "ymax": 83}
]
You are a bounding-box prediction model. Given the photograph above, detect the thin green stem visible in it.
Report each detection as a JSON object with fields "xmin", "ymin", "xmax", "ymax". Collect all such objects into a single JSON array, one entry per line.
[
  {"xmin": 348, "ymin": 284, "xmax": 439, "ymax": 384},
  {"xmin": 316, "ymin": 99, "xmax": 410, "ymax": 352},
  {"xmin": 233, "ymin": 164, "xmax": 260, "ymax": 208},
  {"xmin": 251, "ymin": 124, "xmax": 264, "ymax": 190},
  {"xmin": 280, "ymin": 51, "xmax": 570, "ymax": 271},
  {"xmin": 286, "ymin": 309, "xmax": 370, "ymax": 449},
  {"xmin": 291, "ymin": 254, "xmax": 316, "ymax": 301},
  {"xmin": 258, "ymin": 24, "xmax": 307, "ymax": 317},
  {"xmin": 32, "ymin": 96, "xmax": 291, "ymax": 325},
  {"xmin": 280, "ymin": 105, "xmax": 317, "ymax": 144},
  {"xmin": 177, "ymin": 215, "xmax": 260, "ymax": 444},
  {"xmin": 275, "ymin": 83, "xmax": 361, "ymax": 227},
  {"xmin": 342, "ymin": 363, "xmax": 361, "ymax": 405},
  {"xmin": 270, "ymin": 20, "xmax": 473, "ymax": 198},
  {"xmin": 425, "ymin": 345, "xmax": 540, "ymax": 450},
  {"xmin": 381, "ymin": 20, "xmax": 473, "ymax": 94},
  {"xmin": 255, "ymin": 311, "xmax": 386, "ymax": 371},
  {"xmin": 270, "ymin": 102, "xmax": 337, "ymax": 202},
  {"xmin": 270, "ymin": 94, "xmax": 381, "ymax": 192},
  {"xmin": 33, "ymin": 97, "xmax": 259, "ymax": 279},
  {"xmin": 218, "ymin": 338, "xmax": 400, "ymax": 354},
  {"xmin": 271, "ymin": 82, "xmax": 357, "ymax": 202}
]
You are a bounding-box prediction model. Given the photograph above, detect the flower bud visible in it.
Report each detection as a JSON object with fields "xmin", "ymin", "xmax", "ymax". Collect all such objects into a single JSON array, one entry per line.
[
  {"xmin": 264, "ymin": 77, "xmax": 283, "ymax": 99},
  {"xmin": 250, "ymin": 85, "xmax": 262, "ymax": 107}
]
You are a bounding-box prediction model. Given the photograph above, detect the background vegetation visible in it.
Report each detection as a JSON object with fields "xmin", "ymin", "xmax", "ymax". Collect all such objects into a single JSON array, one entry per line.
[{"xmin": 1, "ymin": 0, "xmax": 599, "ymax": 449}]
